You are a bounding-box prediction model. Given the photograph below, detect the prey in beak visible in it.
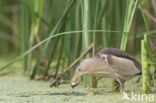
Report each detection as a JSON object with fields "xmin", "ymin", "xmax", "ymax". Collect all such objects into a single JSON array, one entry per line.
[{"xmin": 70, "ymin": 63, "xmax": 81, "ymax": 88}]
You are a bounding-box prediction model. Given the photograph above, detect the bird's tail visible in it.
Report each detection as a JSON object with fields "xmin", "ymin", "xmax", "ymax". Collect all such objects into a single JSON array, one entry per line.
[{"xmin": 136, "ymin": 72, "xmax": 153, "ymax": 83}]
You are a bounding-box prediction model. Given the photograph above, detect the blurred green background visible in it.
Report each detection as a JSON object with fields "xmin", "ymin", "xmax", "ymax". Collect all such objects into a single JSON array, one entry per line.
[{"xmin": 0, "ymin": 0, "xmax": 155, "ymax": 83}]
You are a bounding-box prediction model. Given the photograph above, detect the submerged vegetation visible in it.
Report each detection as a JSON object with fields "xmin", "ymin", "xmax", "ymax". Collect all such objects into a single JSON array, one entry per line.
[{"xmin": 0, "ymin": 0, "xmax": 156, "ymax": 101}]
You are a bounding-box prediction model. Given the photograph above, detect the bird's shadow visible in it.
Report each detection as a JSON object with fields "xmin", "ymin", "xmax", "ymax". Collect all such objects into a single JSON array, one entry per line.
[
  {"xmin": 44, "ymin": 91, "xmax": 87, "ymax": 96},
  {"xmin": 15, "ymin": 91, "xmax": 87, "ymax": 97}
]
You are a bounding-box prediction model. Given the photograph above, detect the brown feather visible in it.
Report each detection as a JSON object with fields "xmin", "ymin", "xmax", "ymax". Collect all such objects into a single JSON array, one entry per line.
[{"xmin": 96, "ymin": 48, "xmax": 141, "ymax": 71}]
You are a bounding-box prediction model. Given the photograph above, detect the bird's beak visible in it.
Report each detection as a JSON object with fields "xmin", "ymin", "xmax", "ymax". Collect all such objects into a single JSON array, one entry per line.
[{"xmin": 70, "ymin": 67, "xmax": 81, "ymax": 88}]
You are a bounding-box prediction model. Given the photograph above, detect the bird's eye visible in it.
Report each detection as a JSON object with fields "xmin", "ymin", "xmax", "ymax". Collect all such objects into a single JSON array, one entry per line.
[{"xmin": 79, "ymin": 68, "xmax": 81, "ymax": 71}]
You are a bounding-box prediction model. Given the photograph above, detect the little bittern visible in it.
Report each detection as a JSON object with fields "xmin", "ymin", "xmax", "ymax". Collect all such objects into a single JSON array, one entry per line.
[{"xmin": 70, "ymin": 48, "xmax": 141, "ymax": 92}]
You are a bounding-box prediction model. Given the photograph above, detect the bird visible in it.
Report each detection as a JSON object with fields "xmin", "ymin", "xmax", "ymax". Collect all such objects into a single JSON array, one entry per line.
[{"xmin": 70, "ymin": 48, "xmax": 142, "ymax": 92}]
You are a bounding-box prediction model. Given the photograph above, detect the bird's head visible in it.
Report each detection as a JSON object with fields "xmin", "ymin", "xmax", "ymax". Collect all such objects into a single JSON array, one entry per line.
[
  {"xmin": 70, "ymin": 57, "xmax": 105, "ymax": 88},
  {"xmin": 70, "ymin": 63, "xmax": 81, "ymax": 88}
]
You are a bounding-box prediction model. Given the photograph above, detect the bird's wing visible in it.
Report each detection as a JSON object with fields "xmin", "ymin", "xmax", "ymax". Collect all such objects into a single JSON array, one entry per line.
[
  {"xmin": 108, "ymin": 55, "xmax": 141, "ymax": 76},
  {"xmin": 96, "ymin": 48, "xmax": 141, "ymax": 72}
]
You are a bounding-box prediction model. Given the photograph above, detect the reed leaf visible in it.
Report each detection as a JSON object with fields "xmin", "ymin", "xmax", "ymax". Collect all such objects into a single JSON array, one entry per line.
[
  {"xmin": 120, "ymin": 0, "xmax": 139, "ymax": 50},
  {"xmin": 20, "ymin": 1, "xmax": 29, "ymax": 74},
  {"xmin": 30, "ymin": 0, "xmax": 76, "ymax": 79},
  {"xmin": 0, "ymin": 30, "xmax": 155, "ymax": 72}
]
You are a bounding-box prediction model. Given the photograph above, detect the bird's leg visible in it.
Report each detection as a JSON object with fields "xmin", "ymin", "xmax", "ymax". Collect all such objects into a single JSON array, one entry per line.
[
  {"xmin": 112, "ymin": 80, "xmax": 120, "ymax": 92},
  {"xmin": 116, "ymin": 78, "xmax": 124, "ymax": 93},
  {"xmin": 92, "ymin": 76, "xmax": 97, "ymax": 88}
]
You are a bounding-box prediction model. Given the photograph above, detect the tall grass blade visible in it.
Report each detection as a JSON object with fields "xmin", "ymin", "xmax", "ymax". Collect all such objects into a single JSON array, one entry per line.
[
  {"xmin": 30, "ymin": 0, "xmax": 76, "ymax": 79},
  {"xmin": 141, "ymin": 40, "xmax": 148, "ymax": 93},
  {"xmin": 81, "ymin": 0, "xmax": 92, "ymax": 87},
  {"xmin": 120, "ymin": 0, "xmax": 139, "ymax": 50},
  {"xmin": 20, "ymin": 1, "xmax": 29, "ymax": 74},
  {"xmin": 27, "ymin": 0, "xmax": 44, "ymax": 73},
  {"xmin": 0, "ymin": 30, "xmax": 155, "ymax": 72}
]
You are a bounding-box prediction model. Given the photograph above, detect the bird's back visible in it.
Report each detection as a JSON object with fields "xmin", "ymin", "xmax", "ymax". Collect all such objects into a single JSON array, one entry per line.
[{"xmin": 96, "ymin": 48, "xmax": 141, "ymax": 71}]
